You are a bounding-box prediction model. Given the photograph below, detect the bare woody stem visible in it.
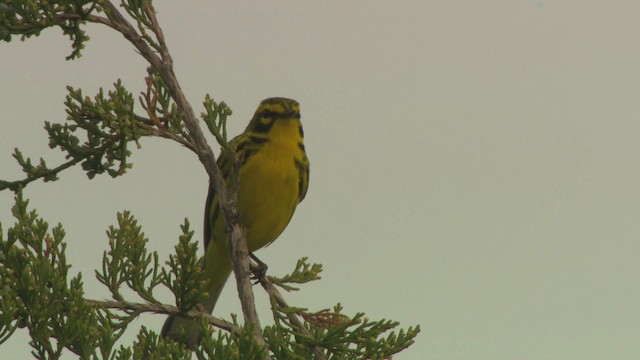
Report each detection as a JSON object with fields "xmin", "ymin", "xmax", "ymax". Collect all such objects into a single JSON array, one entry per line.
[
  {"xmin": 86, "ymin": 299, "xmax": 240, "ymax": 334},
  {"xmin": 94, "ymin": 0, "xmax": 267, "ymax": 353}
]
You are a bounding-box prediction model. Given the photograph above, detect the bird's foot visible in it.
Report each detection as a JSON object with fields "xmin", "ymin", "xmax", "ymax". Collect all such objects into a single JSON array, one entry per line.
[{"xmin": 249, "ymin": 253, "xmax": 268, "ymax": 284}]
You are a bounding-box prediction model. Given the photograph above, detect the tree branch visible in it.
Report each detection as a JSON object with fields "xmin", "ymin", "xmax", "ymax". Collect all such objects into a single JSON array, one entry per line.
[
  {"xmin": 86, "ymin": 299, "xmax": 239, "ymax": 334},
  {"xmin": 0, "ymin": 157, "xmax": 82, "ymax": 192},
  {"xmin": 54, "ymin": 13, "xmax": 112, "ymax": 27},
  {"xmin": 97, "ymin": 0, "xmax": 266, "ymax": 352}
]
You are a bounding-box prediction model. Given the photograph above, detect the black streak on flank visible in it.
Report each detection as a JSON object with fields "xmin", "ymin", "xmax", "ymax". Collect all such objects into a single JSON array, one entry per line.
[
  {"xmin": 204, "ymin": 185, "xmax": 218, "ymax": 249},
  {"xmin": 294, "ymin": 158, "xmax": 309, "ymax": 202},
  {"xmin": 242, "ymin": 149, "xmax": 257, "ymax": 164},
  {"xmin": 298, "ymin": 143, "xmax": 305, "ymax": 152},
  {"xmin": 298, "ymin": 124, "xmax": 304, "ymax": 137}
]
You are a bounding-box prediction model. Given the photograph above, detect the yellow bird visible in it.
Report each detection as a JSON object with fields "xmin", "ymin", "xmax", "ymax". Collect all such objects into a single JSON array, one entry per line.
[{"xmin": 161, "ymin": 98, "xmax": 310, "ymax": 348}]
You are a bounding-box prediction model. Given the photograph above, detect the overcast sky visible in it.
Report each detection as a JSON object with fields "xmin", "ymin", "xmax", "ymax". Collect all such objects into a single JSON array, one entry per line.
[{"xmin": 2, "ymin": 1, "xmax": 640, "ymax": 359}]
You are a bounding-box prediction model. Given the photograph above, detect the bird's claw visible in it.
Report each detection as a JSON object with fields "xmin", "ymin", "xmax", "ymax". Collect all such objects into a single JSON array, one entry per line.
[{"xmin": 250, "ymin": 253, "xmax": 268, "ymax": 284}]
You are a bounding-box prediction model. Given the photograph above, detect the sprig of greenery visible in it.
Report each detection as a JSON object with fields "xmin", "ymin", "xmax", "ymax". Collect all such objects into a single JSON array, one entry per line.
[
  {"xmin": 200, "ymin": 95, "xmax": 239, "ymax": 195},
  {"xmin": 0, "ymin": 0, "xmax": 99, "ymax": 60},
  {"xmin": 97, "ymin": 211, "xmax": 162, "ymax": 303},
  {"xmin": 262, "ymin": 259, "xmax": 421, "ymax": 359},
  {"xmin": 55, "ymin": 82, "xmax": 140, "ymax": 177},
  {"xmin": 201, "ymin": 95, "xmax": 233, "ymax": 149},
  {"xmin": 0, "ymin": 190, "xmax": 107, "ymax": 359},
  {"xmin": 0, "ymin": 68, "xmax": 212, "ymax": 192},
  {"xmin": 268, "ymin": 257, "xmax": 323, "ymax": 292},
  {"xmin": 265, "ymin": 301, "xmax": 420, "ymax": 359},
  {"xmin": 0, "ymin": 81, "xmax": 142, "ymax": 192},
  {"xmin": 121, "ymin": 0, "xmax": 159, "ymax": 51},
  {"xmin": 120, "ymin": 326, "xmax": 192, "ymax": 360},
  {"xmin": 195, "ymin": 323, "xmax": 267, "ymax": 360},
  {"xmin": 138, "ymin": 67, "xmax": 190, "ymax": 146},
  {"xmin": 0, "ymin": 148, "xmax": 77, "ymax": 192},
  {"xmin": 162, "ymin": 220, "xmax": 208, "ymax": 312}
]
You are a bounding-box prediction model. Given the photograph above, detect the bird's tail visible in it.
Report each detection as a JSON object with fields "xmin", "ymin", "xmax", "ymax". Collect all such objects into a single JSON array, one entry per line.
[{"xmin": 160, "ymin": 274, "xmax": 229, "ymax": 350}]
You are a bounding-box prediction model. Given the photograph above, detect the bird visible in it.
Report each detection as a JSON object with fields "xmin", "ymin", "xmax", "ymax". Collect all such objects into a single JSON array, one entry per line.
[{"xmin": 161, "ymin": 97, "xmax": 310, "ymax": 349}]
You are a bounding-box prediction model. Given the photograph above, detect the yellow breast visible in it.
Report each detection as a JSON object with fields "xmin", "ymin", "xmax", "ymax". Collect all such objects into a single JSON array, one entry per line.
[{"xmin": 237, "ymin": 141, "xmax": 300, "ymax": 251}]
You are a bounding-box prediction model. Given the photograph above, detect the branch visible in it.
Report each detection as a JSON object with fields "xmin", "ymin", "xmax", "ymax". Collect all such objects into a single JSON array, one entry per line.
[
  {"xmin": 0, "ymin": 156, "xmax": 82, "ymax": 192},
  {"xmin": 142, "ymin": 1, "xmax": 171, "ymax": 63},
  {"xmin": 54, "ymin": 13, "xmax": 112, "ymax": 27},
  {"xmin": 100, "ymin": 1, "xmax": 213, "ymax": 169},
  {"xmin": 136, "ymin": 122, "xmax": 196, "ymax": 152},
  {"xmin": 86, "ymin": 299, "xmax": 239, "ymax": 334},
  {"xmin": 98, "ymin": 0, "xmax": 266, "ymax": 352},
  {"xmin": 229, "ymin": 219, "xmax": 264, "ymax": 339}
]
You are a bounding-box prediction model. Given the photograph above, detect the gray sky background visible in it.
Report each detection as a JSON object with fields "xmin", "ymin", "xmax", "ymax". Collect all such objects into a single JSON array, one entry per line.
[{"xmin": 2, "ymin": 1, "xmax": 640, "ymax": 359}]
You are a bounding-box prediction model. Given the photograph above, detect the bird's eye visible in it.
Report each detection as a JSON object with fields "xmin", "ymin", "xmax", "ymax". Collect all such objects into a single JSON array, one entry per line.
[{"xmin": 261, "ymin": 109, "xmax": 276, "ymax": 117}]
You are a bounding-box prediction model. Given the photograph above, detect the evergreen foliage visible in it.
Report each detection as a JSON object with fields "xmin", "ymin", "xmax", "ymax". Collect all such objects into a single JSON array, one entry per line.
[{"xmin": 0, "ymin": 1, "xmax": 420, "ymax": 358}]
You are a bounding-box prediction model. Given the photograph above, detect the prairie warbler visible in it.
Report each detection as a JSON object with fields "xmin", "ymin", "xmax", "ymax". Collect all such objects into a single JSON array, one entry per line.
[{"xmin": 161, "ymin": 97, "xmax": 309, "ymax": 348}]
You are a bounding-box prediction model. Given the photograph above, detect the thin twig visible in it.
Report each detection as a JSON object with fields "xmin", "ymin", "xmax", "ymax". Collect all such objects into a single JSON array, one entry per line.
[
  {"xmin": 0, "ymin": 157, "xmax": 83, "ymax": 192},
  {"xmin": 54, "ymin": 13, "xmax": 112, "ymax": 27},
  {"xmin": 139, "ymin": 125, "xmax": 197, "ymax": 152},
  {"xmin": 86, "ymin": 299, "xmax": 239, "ymax": 334},
  {"xmin": 143, "ymin": 1, "xmax": 171, "ymax": 63}
]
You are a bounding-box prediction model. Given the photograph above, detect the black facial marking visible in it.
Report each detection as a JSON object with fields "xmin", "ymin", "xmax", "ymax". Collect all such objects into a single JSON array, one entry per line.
[{"xmin": 253, "ymin": 117, "xmax": 276, "ymax": 133}]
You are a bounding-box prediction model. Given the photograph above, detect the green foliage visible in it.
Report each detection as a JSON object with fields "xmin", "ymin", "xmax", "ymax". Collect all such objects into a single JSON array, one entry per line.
[
  {"xmin": 53, "ymin": 82, "xmax": 139, "ymax": 178},
  {"xmin": 0, "ymin": 0, "xmax": 98, "ymax": 59},
  {"xmin": 269, "ymin": 257, "xmax": 323, "ymax": 292},
  {"xmin": 120, "ymin": 0, "xmax": 161, "ymax": 52},
  {"xmin": 162, "ymin": 220, "xmax": 209, "ymax": 312},
  {"xmin": 119, "ymin": 327, "xmax": 192, "ymax": 360},
  {"xmin": 201, "ymin": 95, "xmax": 233, "ymax": 150},
  {"xmin": 140, "ymin": 67, "xmax": 189, "ymax": 145},
  {"xmin": 0, "ymin": 81, "xmax": 144, "ymax": 192},
  {"xmin": 97, "ymin": 211, "xmax": 161, "ymax": 303},
  {"xmin": 195, "ymin": 323, "xmax": 268, "ymax": 360},
  {"xmin": 1, "ymin": 0, "xmax": 421, "ymax": 357},
  {"xmin": 0, "ymin": 68, "xmax": 198, "ymax": 192},
  {"xmin": 264, "ymin": 307, "xmax": 421, "ymax": 360},
  {"xmin": 0, "ymin": 0, "xmax": 191, "ymax": 192},
  {"xmin": 0, "ymin": 191, "xmax": 421, "ymax": 358},
  {"xmin": 7, "ymin": 148, "xmax": 63, "ymax": 185},
  {"xmin": 0, "ymin": 192, "xmax": 233, "ymax": 359},
  {"xmin": 0, "ymin": 190, "xmax": 106, "ymax": 359},
  {"xmin": 265, "ymin": 264, "xmax": 421, "ymax": 359}
]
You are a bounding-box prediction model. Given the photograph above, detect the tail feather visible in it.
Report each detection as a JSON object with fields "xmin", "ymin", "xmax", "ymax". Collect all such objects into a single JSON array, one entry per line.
[{"xmin": 161, "ymin": 275, "xmax": 229, "ymax": 349}]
